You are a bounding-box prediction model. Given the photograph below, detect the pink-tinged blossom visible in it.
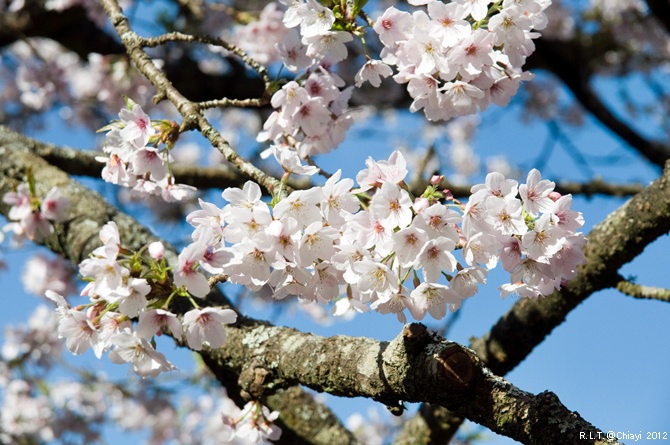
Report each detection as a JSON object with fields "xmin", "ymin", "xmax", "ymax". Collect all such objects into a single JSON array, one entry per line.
[
  {"xmin": 291, "ymin": 96, "xmax": 332, "ymax": 137},
  {"xmin": 411, "ymin": 282, "xmax": 460, "ymax": 319},
  {"xmin": 441, "ymin": 81, "xmax": 485, "ymax": 115},
  {"xmin": 128, "ymin": 147, "xmax": 166, "ymax": 181},
  {"xmin": 187, "ymin": 199, "xmax": 227, "ymax": 244},
  {"xmin": 319, "ymin": 169, "xmax": 359, "ymax": 228},
  {"xmin": 294, "ymin": 0, "xmax": 335, "ymax": 38},
  {"xmin": 486, "ymin": 197, "xmax": 528, "ymax": 236},
  {"xmin": 224, "ymin": 401, "xmax": 282, "ymax": 444},
  {"xmin": 355, "ymin": 150, "xmax": 408, "ymax": 191},
  {"xmin": 306, "ymin": 261, "xmax": 342, "ymax": 301},
  {"xmin": 222, "ymin": 180, "xmax": 264, "ymax": 211},
  {"xmin": 550, "ymin": 194, "xmax": 584, "ymax": 232},
  {"xmin": 522, "ymin": 213, "xmax": 562, "ymax": 259},
  {"xmin": 412, "ymin": 203, "xmax": 461, "ymax": 241},
  {"xmin": 519, "ymin": 168, "xmax": 555, "ymax": 216},
  {"xmin": 488, "ymin": 4, "xmax": 534, "ymax": 46},
  {"xmin": 304, "ymin": 31, "xmax": 353, "ymax": 63},
  {"xmin": 414, "ymin": 237, "xmax": 458, "ymax": 283},
  {"xmin": 351, "ymin": 260, "xmax": 398, "ymax": 299},
  {"xmin": 271, "ymin": 145, "xmax": 319, "ymax": 176},
  {"xmin": 223, "ymin": 207, "xmax": 272, "ymax": 244},
  {"xmin": 273, "ymin": 188, "xmax": 323, "ymax": 227},
  {"xmin": 450, "ymin": 265, "xmax": 487, "ymax": 300},
  {"xmin": 463, "ymin": 232, "xmax": 500, "ymax": 269},
  {"xmin": 427, "ymin": 1, "xmax": 471, "ymax": 47},
  {"xmin": 108, "ymin": 331, "xmax": 176, "ymax": 377},
  {"xmin": 226, "ymin": 240, "xmax": 273, "ymax": 290},
  {"xmin": 107, "ymin": 277, "xmax": 151, "ymax": 317},
  {"xmin": 369, "ymin": 182, "xmax": 413, "ymax": 229},
  {"xmin": 183, "ymin": 307, "xmax": 237, "ymax": 351},
  {"xmin": 550, "ymin": 234, "xmax": 588, "ymax": 281},
  {"xmin": 174, "ymin": 242, "xmax": 210, "ymax": 298},
  {"xmin": 40, "ymin": 186, "xmax": 69, "ymax": 221},
  {"xmin": 276, "ymin": 29, "xmax": 312, "ymax": 72},
  {"xmin": 355, "ymin": 60, "xmax": 393, "ymax": 88},
  {"xmin": 471, "ymin": 171, "xmax": 519, "ymax": 202},
  {"xmin": 500, "ymin": 236, "xmax": 523, "ymax": 273},
  {"xmin": 371, "ymin": 290, "xmax": 422, "ymax": 323},
  {"xmin": 391, "ymin": 225, "xmax": 429, "ymax": 268},
  {"xmin": 136, "ymin": 309, "xmax": 183, "ymax": 339},
  {"xmin": 56, "ymin": 309, "xmax": 103, "ymax": 358},
  {"xmin": 298, "ymin": 222, "xmax": 338, "ymax": 266},
  {"xmin": 374, "ymin": 7, "xmax": 413, "ymax": 46},
  {"xmin": 118, "ymin": 104, "xmax": 155, "ymax": 148}
]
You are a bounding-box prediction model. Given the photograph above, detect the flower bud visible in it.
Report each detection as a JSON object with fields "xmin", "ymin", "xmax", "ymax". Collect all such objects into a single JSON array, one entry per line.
[{"xmin": 148, "ymin": 241, "xmax": 165, "ymax": 260}]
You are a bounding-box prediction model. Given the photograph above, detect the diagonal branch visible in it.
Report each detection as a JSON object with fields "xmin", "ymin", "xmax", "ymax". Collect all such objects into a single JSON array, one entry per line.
[
  {"xmin": 0, "ymin": 121, "xmax": 619, "ymax": 445},
  {"xmin": 0, "ymin": 137, "xmax": 358, "ymax": 445},
  {"xmin": 528, "ymin": 38, "xmax": 670, "ymax": 168},
  {"xmin": 396, "ymin": 160, "xmax": 670, "ymax": 443}
]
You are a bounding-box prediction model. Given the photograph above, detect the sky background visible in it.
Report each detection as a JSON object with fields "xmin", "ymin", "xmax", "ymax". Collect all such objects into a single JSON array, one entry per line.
[{"xmin": 2, "ymin": 2, "xmax": 670, "ymax": 444}]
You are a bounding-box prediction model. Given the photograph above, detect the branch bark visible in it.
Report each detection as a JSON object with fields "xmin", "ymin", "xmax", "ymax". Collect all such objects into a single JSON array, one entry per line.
[
  {"xmin": 0, "ymin": 122, "xmax": 618, "ymax": 445},
  {"xmin": 0, "ymin": 136, "xmax": 357, "ymax": 445}
]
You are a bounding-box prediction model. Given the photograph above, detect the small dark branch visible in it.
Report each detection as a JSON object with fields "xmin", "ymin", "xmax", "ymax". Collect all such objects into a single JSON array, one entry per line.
[
  {"xmin": 0, "ymin": 4, "xmax": 124, "ymax": 57},
  {"xmin": 645, "ymin": 0, "xmax": 670, "ymax": 35},
  {"xmin": 616, "ymin": 279, "xmax": 670, "ymax": 303},
  {"xmin": 528, "ymin": 38, "xmax": 670, "ymax": 168},
  {"xmin": 554, "ymin": 178, "xmax": 644, "ymax": 198},
  {"xmin": 98, "ymin": 0, "xmax": 285, "ymax": 196}
]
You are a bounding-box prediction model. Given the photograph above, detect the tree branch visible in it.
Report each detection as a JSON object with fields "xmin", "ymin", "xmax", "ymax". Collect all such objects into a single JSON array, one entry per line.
[
  {"xmin": 0, "ymin": 138, "xmax": 358, "ymax": 445},
  {"xmin": 615, "ymin": 278, "xmax": 670, "ymax": 303},
  {"xmin": 527, "ymin": 37, "xmax": 670, "ymax": 168},
  {"xmin": 0, "ymin": 127, "xmax": 617, "ymax": 445},
  {"xmin": 396, "ymin": 160, "xmax": 670, "ymax": 442}
]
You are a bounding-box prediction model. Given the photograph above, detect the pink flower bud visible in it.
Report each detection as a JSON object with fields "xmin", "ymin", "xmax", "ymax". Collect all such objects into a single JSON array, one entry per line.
[
  {"xmin": 148, "ymin": 241, "xmax": 165, "ymax": 260},
  {"xmin": 413, "ymin": 197, "xmax": 429, "ymax": 213},
  {"xmin": 430, "ymin": 175, "xmax": 443, "ymax": 186},
  {"xmin": 548, "ymin": 191, "xmax": 562, "ymax": 202}
]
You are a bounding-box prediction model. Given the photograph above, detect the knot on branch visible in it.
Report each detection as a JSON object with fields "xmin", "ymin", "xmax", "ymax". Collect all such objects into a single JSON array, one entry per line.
[
  {"xmin": 238, "ymin": 361, "xmax": 272, "ymax": 401},
  {"xmin": 435, "ymin": 345, "xmax": 477, "ymax": 389}
]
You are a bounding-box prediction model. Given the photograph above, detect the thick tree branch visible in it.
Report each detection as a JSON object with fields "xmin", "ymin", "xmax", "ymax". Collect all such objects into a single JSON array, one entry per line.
[
  {"xmin": 0, "ymin": 139, "xmax": 357, "ymax": 445},
  {"xmin": 471, "ymin": 160, "xmax": 670, "ymax": 375},
  {"xmin": 0, "ymin": 127, "xmax": 619, "ymax": 445},
  {"xmin": 397, "ymin": 160, "xmax": 670, "ymax": 443}
]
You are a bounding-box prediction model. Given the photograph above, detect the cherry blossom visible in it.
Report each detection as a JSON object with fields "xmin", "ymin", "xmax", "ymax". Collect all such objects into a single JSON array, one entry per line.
[{"xmin": 183, "ymin": 307, "xmax": 237, "ymax": 351}]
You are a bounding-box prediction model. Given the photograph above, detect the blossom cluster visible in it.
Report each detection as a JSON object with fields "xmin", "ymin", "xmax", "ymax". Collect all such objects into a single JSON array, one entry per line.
[
  {"xmin": 222, "ymin": 401, "xmax": 282, "ymax": 443},
  {"xmin": 246, "ymin": 0, "xmax": 358, "ymax": 158},
  {"xmin": 182, "ymin": 150, "xmax": 586, "ymax": 322},
  {"xmin": 368, "ymin": 0, "xmax": 550, "ymax": 121},
  {"xmin": 1, "ymin": 305, "xmax": 280, "ymax": 444},
  {"xmin": 44, "ymin": 221, "xmax": 237, "ymax": 377},
  {"xmin": 2, "ymin": 182, "xmax": 69, "ymax": 244},
  {"xmin": 258, "ymin": 69, "xmax": 355, "ymax": 158},
  {"xmin": 97, "ymin": 100, "xmax": 196, "ymax": 202}
]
